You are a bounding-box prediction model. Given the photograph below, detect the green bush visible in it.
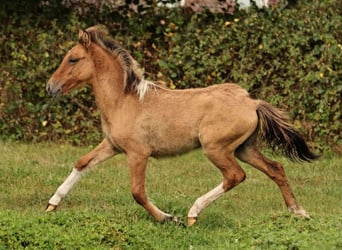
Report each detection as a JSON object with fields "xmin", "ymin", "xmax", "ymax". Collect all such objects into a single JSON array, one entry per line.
[
  {"xmin": 0, "ymin": 2, "xmax": 101, "ymax": 145},
  {"xmin": 0, "ymin": 0, "xmax": 341, "ymax": 151}
]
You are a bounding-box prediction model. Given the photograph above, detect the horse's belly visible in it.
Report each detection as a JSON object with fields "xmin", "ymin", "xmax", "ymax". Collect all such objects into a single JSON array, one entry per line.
[
  {"xmin": 150, "ymin": 137, "xmax": 201, "ymax": 157},
  {"xmin": 147, "ymin": 127, "xmax": 200, "ymax": 156}
]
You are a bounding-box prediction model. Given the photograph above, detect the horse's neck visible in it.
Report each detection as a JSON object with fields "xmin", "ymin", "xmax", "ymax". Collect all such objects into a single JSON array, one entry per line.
[{"xmin": 91, "ymin": 50, "xmax": 132, "ymax": 120}]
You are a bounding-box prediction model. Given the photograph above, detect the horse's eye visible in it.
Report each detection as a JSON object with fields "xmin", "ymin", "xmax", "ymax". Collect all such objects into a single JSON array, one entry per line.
[{"xmin": 69, "ymin": 58, "xmax": 79, "ymax": 64}]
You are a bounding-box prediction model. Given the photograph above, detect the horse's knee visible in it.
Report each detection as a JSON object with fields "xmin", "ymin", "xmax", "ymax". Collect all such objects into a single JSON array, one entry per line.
[
  {"xmin": 223, "ymin": 168, "xmax": 246, "ymax": 191},
  {"xmin": 204, "ymin": 149, "xmax": 246, "ymax": 191}
]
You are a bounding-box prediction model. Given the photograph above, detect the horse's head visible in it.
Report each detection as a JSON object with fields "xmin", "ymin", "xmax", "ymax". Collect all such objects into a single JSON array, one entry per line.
[{"xmin": 46, "ymin": 30, "xmax": 94, "ymax": 96}]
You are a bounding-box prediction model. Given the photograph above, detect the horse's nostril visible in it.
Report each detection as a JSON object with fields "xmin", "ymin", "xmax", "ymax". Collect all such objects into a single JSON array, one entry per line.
[
  {"xmin": 46, "ymin": 84, "xmax": 51, "ymax": 94},
  {"xmin": 46, "ymin": 82, "xmax": 61, "ymax": 97}
]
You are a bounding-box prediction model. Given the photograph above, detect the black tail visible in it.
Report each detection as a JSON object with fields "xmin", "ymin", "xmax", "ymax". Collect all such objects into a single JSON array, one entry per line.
[{"xmin": 256, "ymin": 101, "xmax": 319, "ymax": 162}]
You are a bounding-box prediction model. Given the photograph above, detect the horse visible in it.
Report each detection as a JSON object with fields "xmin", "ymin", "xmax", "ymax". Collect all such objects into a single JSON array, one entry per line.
[{"xmin": 45, "ymin": 25, "xmax": 318, "ymax": 226}]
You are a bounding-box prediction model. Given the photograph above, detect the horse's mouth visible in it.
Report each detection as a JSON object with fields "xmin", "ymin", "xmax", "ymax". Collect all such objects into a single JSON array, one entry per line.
[{"xmin": 46, "ymin": 80, "xmax": 84, "ymax": 96}]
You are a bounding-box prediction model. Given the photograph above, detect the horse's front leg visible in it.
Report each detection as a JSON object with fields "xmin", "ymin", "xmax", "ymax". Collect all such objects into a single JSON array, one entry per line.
[
  {"xmin": 46, "ymin": 138, "xmax": 119, "ymax": 212},
  {"xmin": 127, "ymin": 153, "xmax": 180, "ymax": 224}
]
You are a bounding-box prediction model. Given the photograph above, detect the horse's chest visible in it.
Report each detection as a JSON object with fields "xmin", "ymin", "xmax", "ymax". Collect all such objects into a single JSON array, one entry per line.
[{"xmin": 101, "ymin": 120, "xmax": 126, "ymax": 152}]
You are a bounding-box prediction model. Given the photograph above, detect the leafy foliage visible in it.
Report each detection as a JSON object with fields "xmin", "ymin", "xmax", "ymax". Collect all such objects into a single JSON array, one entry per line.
[
  {"xmin": 0, "ymin": 0, "xmax": 340, "ymax": 151},
  {"xmin": 0, "ymin": 2, "xmax": 100, "ymax": 145}
]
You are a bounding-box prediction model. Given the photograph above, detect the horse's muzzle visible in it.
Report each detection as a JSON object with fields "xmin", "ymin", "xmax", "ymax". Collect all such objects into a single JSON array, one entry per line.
[{"xmin": 46, "ymin": 80, "xmax": 62, "ymax": 97}]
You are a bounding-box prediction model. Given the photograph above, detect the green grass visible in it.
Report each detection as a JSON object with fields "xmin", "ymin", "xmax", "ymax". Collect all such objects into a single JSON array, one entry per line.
[{"xmin": 0, "ymin": 142, "xmax": 341, "ymax": 249}]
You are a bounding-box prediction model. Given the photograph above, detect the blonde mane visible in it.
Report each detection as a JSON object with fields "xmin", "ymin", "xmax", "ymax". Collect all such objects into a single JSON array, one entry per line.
[{"xmin": 82, "ymin": 25, "xmax": 154, "ymax": 100}]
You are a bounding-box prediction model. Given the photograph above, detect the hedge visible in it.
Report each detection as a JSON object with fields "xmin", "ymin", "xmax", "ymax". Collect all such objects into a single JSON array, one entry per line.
[{"xmin": 0, "ymin": 0, "xmax": 341, "ymax": 152}]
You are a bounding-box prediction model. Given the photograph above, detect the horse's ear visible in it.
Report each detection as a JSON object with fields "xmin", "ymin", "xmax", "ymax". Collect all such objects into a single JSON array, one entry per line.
[{"xmin": 78, "ymin": 29, "xmax": 91, "ymax": 48}]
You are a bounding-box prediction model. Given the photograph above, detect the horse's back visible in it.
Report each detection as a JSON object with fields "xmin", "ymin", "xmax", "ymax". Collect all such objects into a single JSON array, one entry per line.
[{"xmin": 137, "ymin": 83, "xmax": 259, "ymax": 156}]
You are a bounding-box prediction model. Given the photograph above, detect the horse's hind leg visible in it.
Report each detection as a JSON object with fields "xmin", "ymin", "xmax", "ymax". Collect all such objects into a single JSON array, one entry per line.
[
  {"xmin": 235, "ymin": 143, "xmax": 310, "ymax": 218},
  {"xmin": 187, "ymin": 148, "xmax": 246, "ymax": 226},
  {"xmin": 46, "ymin": 138, "xmax": 118, "ymax": 212}
]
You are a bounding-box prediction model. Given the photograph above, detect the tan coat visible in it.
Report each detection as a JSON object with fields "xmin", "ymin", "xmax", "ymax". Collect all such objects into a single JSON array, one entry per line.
[{"xmin": 46, "ymin": 25, "xmax": 317, "ymax": 226}]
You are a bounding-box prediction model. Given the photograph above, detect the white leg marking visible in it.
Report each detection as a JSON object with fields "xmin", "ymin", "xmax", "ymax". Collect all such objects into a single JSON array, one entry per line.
[
  {"xmin": 288, "ymin": 205, "xmax": 311, "ymax": 219},
  {"xmin": 149, "ymin": 201, "xmax": 173, "ymax": 221},
  {"xmin": 49, "ymin": 168, "xmax": 84, "ymax": 206},
  {"xmin": 188, "ymin": 182, "xmax": 225, "ymax": 218}
]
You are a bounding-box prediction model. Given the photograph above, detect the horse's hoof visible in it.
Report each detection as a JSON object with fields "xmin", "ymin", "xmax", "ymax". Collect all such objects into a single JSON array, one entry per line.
[
  {"xmin": 45, "ymin": 204, "xmax": 57, "ymax": 212},
  {"xmin": 187, "ymin": 217, "xmax": 197, "ymax": 226},
  {"xmin": 288, "ymin": 205, "xmax": 311, "ymax": 219}
]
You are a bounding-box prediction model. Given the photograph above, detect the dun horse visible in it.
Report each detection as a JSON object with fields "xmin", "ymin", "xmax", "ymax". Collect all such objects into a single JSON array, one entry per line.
[{"xmin": 46, "ymin": 25, "xmax": 317, "ymax": 226}]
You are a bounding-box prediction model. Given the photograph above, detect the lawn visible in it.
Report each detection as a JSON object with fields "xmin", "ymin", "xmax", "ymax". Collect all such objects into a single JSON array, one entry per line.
[{"xmin": 0, "ymin": 142, "xmax": 341, "ymax": 249}]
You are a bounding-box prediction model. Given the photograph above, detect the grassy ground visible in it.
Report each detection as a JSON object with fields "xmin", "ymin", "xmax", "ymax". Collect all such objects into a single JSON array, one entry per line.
[{"xmin": 0, "ymin": 142, "xmax": 341, "ymax": 249}]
